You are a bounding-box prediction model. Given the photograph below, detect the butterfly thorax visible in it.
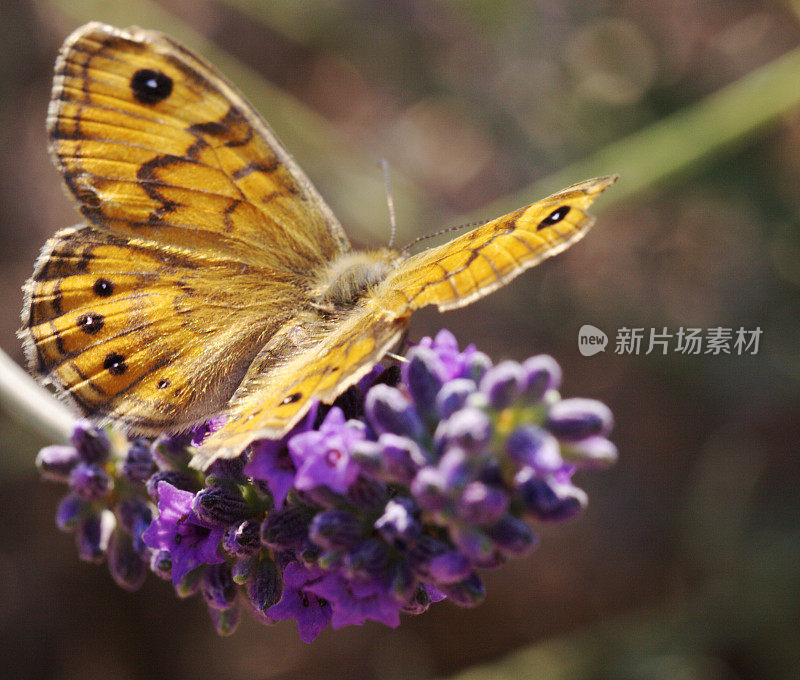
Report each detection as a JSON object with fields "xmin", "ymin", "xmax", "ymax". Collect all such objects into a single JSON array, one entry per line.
[{"xmin": 311, "ymin": 249, "xmax": 400, "ymax": 311}]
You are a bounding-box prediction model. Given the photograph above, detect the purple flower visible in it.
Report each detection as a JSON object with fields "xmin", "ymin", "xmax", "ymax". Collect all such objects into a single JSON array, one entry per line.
[
  {"xmin": 305, "ymin": 571, "xmax": 402, "ymax": 630},
  {"xmin": 245, "ymin": 440, "xmax": 297, "ymax": 510},
  {"xmin": 190, "ymin": 416, "xmax": 227, "ymax": 447},
  {"xmin": 288, "ymin": 408, "xmax": 365, "ymax": 494},
  {"xmin": 35, "ymin": 329, "xmax": 617, "ymax": 642},
  {"xmin": 141, "ymin": 482, "xmax": 225, "ymax": 584},
  {"xmin": 267, "ymin": 562, "xmax": 332, "ymax": 643}
]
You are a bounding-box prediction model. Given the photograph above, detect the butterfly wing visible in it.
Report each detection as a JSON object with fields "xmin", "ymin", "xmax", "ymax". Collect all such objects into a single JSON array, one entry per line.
[
  {"xmin": 193, "ymin": 177, "xmax": 616, "ymax": 467},
  {"xmin": 193, "ymin": 300, "xmax": 407, "ymax": 466},
  {"xmin": 48, "ymin": 22, "xmax": 348, "ymax": 268},
  {"xmin": 21, "ymin": 225, "xmax": 305, "ymax": 432},
  {"xmin": 23, "ymin": 21, "xmax": 349, "ymax": 430},
  {"xmin": 382, "ymin": 175, "xmax": 617, "ymax": 312}
]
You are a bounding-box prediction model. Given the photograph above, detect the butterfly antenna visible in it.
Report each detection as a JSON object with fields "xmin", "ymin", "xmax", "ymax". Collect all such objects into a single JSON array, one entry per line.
[
  {"xmin": 399, "ymin": 220, "xmax": 485, "ymax": 254},
  {"xmin": 380, "ymin": 158, "xmax": 398, "ymax": 249}
]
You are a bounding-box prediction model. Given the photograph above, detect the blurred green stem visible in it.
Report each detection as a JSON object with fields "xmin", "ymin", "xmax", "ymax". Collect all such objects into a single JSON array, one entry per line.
[
  {"xmin": 0, "ymin": 347, "xmax": 73, "ymax": 443},
  {"xmin": 470, "ymin": 43, "xmax": 800, "ymax": 220}
]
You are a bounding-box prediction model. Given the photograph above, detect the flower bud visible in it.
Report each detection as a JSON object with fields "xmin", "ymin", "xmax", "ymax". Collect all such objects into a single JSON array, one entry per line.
[
  {"xmin": 121, "ymin": 439, "xmax": 155, "ymax": 484},
  {"xmin": 246, "ymin": 558, "xmax": 281, "ymax": 622},
  {"xmin": 375, "ymin": 498, "xmax": 421, "ymax": 545},
  {"xmin": 390, "ymin": 560, "xmax": 417, "ymax": 603},
  {"xmin": 69, "ymin": 462, "xmax": 111, "ymax": 501},
  {"xmin": 545, "ymin": 398, "xmax": 613, "ymax": 441},
  {"xmin": 151, "ymin": 433, "xmax": 192, "ymax": 469},
  {"xmin": 369, "ymin": 434, "xmax": 427, "ymax": 483},
  {"xmin": 176, "ymin": 565, "xmax": 203, "ymax": 598},
  {"xmin": 427, "ymin": 550, "xmax": 471, "ymax": 584},
  {"xmin": 438, "ymin": 572, "xmax": 485, "ymax": 607},
  {"xmin": 192, "ymin": 485, "xmax": 249, "ymax": 526},
  {"xmin": 463, "ymin": 351, "xmax": 492, "ymax": 383},
  {"xmin": 438, "ymin": 407, "xmax": 492, "ymax": 454},
  {"xmin": 202, "ymin": 562, "xmax": 237, "ymax": 610},
  {"xmin": 435, "ymin": 379, "xmax": 476, "ymax": 419},
  {"xmin": 150, "ymin": 549, "xmax": 172, "ymax": 581},
  {"xmin": 516, "ymin": 472, "xmax": 587, "ymax": 521},
  {"xmin": 345, "ymin": 475, "xmax": 388, "ymax": 510},
  {"xmin": 402, "ymin": 346, "xmax": 446, "ymax": 421},
  {"xmin": 223, "ymin": 519, "xmax": 262, "ymax": 556},
  {"xmin": 506, "ymin": 425, "xmax": 563, "ymax": 472},
  {"xmin": 343, "ymin": 538, "xmax": 389, "ymax": 579},
  {"xmin": 522, "ymin": 354, "xmax": 562, "ymax": 401},
  {"xmin": 37, "ymin": 445, "xmax": 80, "ymax": 482},
  {"xmin": 56, "ymin": 493, "xmax": 87, "ymax": 531},
  {"xmin": 479, "ymin": 361, "xmax": 526, "ymax": 409},
  {"xmin": 310, "ymin": 509, "xmax": 363, "ymax": 550},
  {"xmin": 71, "ymin": 421, "xmax": 110, "ymax": 463},
  {"xmin": 261, "ymin": 505, "xmax": 312, "ymax": 549},
  {"xmin": 487, "ymin": 515, "xmax": 537, "ymax": 556},
  {"xmin": 408, "ymin": 534, "xmax": 449, "ymax": 575},
  {"xmin": 108, "ymin": 529, "xmax": 147, "ymax": 591},
  {"xmin": 115, "ymin": 497, "xmax": 153, "ymax": 535},
  {"xmin": 365, "ymin": 384, "xmax": 425, "ymax": 441},
  {"xmin": 76, "ymin": 509, "xmax": 115, "ymax": 563},
  {"xmin": 209, "ymin": 602, "xmax": 240, "ymax": 636},
  {"xmin": 400, "ymin": 583, "xmax": 433, "ymax": 614},
  {"xmin": 205, "ymin": 456, "xmax": 247, "ymax": 484},
  {"xmin": 232, "ymin": 556, "xmax": 255, "ymax": 584},
  {"xmin": 146, "ymin": 471, "xmax": 199, "ymax": 501},
  {"xmin": 450, "ymin": 524, "xmax": 495, "ymax": 565},
  {"xmin": 456, "ymin": 481, "xmax": 508, "ymax": 525},
  {"xmin": 561, "ymin": 436, "xmax": 618, "ymax": 469},
  {"xmin": 410, "ymin": 466, "xmax": 450, "ymax": 512}
]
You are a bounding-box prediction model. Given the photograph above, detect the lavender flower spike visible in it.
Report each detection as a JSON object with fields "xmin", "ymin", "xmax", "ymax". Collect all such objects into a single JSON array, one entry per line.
[{"xmin": 35, "ymin": 329, "xmax": 616, "ymax": 641}]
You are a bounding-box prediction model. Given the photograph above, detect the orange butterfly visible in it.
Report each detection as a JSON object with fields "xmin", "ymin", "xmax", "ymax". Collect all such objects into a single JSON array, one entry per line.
[{"xmin": 20, "ymin": 23, "xmax": 615, "ymax": 468}]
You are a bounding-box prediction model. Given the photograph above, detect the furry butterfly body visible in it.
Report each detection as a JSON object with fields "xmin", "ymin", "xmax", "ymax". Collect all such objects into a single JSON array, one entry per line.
[{"xmin": 21, "ymin": 23, "xmax": 616, "ymax": 468}]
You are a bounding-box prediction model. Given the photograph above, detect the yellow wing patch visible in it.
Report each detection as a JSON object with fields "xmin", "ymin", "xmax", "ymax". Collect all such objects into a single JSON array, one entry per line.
[
  {"xmin": 22, "ymin": 225, "xmax": 302, "ymax": 433},
  {"xmin": 382, "ymin": 176, "xmax": 617, "ymax": 313},
  {"xmin": 49, "ymin": 22, "xmax": 348, "ymax": 269}
]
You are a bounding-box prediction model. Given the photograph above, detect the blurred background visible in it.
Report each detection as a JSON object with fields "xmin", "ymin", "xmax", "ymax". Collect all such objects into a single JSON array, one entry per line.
[{"xmin": 1, "ymin": 1, "xmax": 799, "ymax": 678}]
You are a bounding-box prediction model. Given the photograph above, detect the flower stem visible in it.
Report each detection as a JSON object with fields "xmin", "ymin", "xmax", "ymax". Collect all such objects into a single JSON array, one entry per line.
[{"xmin": 0, "ymin": 346, "xmax": 73, "ymax": 443}]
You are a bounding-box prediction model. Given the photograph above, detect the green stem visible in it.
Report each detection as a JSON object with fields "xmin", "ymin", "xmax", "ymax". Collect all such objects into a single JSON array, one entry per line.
[
  {"xmin": 0, "ymin": 346, "xmax": 73, "ymax": 443},
  {"xmin": 468, "ymin": 43, "xmax": 800, "ymax": 221}
]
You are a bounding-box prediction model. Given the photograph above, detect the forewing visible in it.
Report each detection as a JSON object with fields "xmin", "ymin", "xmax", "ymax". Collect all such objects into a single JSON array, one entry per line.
[
  {"xmin": 21, "ymin": 225, "xmax": 302, "ymax": 433},
  {"xmin": 382, "ymin": 176, "xmax": 617, "ymax": 313},
  {"xmin": 48, "ymin": 22, "xmax": 349, "ymax": 270}
]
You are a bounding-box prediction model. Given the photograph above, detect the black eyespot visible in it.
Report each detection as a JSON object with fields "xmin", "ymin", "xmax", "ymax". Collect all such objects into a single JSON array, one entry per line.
[
  {"xmin": 281, "ymin": 392, "xmax": 302, "ymax": 405},
  {"xmin": 537, "ymin": 206, "xmax": 571, "ymax": 230},
  {"xmin": 93, "ymin": 278, "xmax": 114, "ymax": 297},
  {"xmin": 157, "ymin": 379, "xmax": 170, "ymax": 389},
  {"xmin": 103, "ymin": 352, "xmax": 127, "ymax": 376},
  {"xmin": 77, "ymin": 312, "xmax": 104, "ymax": 335},
  {"xmin": 75, "ymin": 187, "xmax": 101, "ymax": 208},
  {"xmin": 130, "ymin": 69, "xmax": 173, "ymax": 105}
]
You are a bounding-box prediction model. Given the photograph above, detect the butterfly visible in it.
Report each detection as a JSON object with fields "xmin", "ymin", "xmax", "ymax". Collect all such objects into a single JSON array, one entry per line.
[{"xmin": 20, "ymin": 22, "xmax": 616, "ymax": 469}]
